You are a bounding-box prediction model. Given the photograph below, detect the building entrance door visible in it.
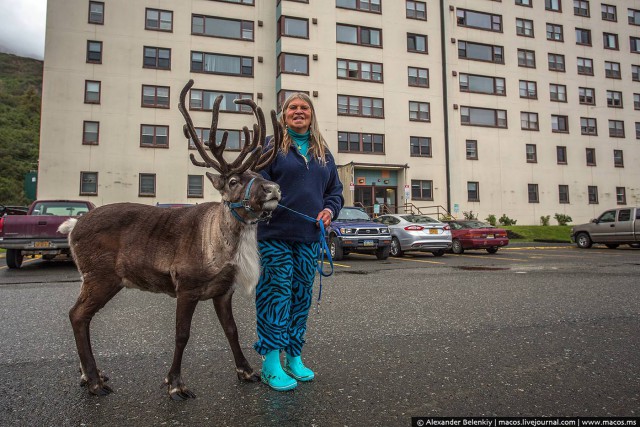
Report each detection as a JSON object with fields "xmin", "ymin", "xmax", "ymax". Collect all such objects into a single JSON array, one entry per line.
[{"xmin": 354, "ymin": 186, "xmax": 397, "ymax": 216}]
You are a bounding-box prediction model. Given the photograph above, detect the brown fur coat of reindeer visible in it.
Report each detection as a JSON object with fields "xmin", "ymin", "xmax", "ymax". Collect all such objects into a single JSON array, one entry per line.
[{"xmin": 58, "ymin": 80, "xmax": 283, "ymax": 400}]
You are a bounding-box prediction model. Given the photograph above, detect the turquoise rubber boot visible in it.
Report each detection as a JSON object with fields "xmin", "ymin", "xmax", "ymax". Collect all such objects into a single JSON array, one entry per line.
[
  {"xmin": 261, "ymin": 350, "xmax": 297, "ymax": 391},
  {"xmin": 284, "ymin": 354, "xmax": 315, "ymax": 381}
]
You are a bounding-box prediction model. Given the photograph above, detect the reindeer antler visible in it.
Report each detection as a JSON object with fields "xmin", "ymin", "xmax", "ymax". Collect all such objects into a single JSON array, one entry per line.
[{"xmin": 178, "ymin": 80, "xmax": 282, "ymax": 176}]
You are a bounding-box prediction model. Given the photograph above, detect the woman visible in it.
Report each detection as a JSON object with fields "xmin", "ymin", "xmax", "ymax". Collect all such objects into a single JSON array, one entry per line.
[{"xmin": 255, "ymin": 93, "xmax": 344, "ymax": 391}]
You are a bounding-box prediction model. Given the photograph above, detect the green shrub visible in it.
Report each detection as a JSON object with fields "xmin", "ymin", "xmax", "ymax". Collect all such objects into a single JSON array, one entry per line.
[
  {"xmin": 463, "ymin": 210, "xmax": 478, "ymax": 220},
  {"xmin": 554, "ymin": 213, "xmax": 572, "ymax": 226},
  {"xmin": 499, "ymin": 214, "xmax": 517, "ymax": 226},
  {"xmin": 540, "ymin": 215, "xmax": 550, "ymax": 226},
  {"xmin": 485, "ymin": 214, "xmax": 497, "ymax": 226}
]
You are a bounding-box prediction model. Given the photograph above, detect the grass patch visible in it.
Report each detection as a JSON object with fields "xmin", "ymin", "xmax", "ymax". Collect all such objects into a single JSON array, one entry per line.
[{"xmin": 504, "ymin": 225, "xmax": 572, "ymax": 243}]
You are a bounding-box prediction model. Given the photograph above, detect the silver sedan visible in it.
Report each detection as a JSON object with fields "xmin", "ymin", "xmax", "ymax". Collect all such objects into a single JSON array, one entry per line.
[{"xmin": 372, "ymin": 214, "xmax": 452, "ymax": 257}]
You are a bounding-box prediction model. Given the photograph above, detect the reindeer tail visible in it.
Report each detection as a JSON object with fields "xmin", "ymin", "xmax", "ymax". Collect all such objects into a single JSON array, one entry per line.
[{"xmin": 58, "ymin": 218, "xmax": 78, "ymax": 235}]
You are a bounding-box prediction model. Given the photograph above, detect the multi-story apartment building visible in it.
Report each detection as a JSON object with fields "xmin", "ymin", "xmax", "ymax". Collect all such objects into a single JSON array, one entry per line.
[{"xmin": 39, "ymin": 0, "xmax": 640, "ymax": 224}]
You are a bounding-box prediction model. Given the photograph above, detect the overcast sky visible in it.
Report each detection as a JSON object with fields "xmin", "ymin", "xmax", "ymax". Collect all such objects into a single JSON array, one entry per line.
[{"xmin": 0, "ymin": 0, "xmax": 47, "ymax": 60}]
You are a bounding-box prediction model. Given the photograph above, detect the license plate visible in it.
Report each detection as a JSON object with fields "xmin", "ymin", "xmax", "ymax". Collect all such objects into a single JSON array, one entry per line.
[
  {"xmin": 363, "ymin": 240, "xmax": 375, "ymax": 246},
  {"xmin": 429, "ymin": 229, "xmax": 438, "ymax": 235},
  {"xmin": 486, "ymin": 234, "xmax": 494, "ymax": 239},
  {"xmin": 34, "ymin": 241, "xmax": 51, "ymax": 248}
]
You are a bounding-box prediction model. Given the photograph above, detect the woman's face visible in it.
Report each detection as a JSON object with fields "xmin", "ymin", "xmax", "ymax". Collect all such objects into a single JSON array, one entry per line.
[{"xmin": 284, "ymin": 98, "xmax": 312, "ymax": 133}]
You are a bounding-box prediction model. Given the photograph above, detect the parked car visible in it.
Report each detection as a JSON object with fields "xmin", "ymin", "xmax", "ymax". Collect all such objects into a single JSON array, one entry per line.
[
  {"xmin": 571, "ymin": 207, "xmax": 640, "ymax": 249},
  {"xmin": 443, "ymin": 220, "xmax": 509, "ymax": 254},
  {"xmin": 372, "ymin": 214, "xmax": 452, "ymax": 257},
  {"xmin": 156, "ymin": 203, "xmax": 195, "ymax": 208},
  {"xmin": 326, "ymin": 206, "xmax": 392, "ymax": 261},
  {"xmin": 0, "ymin": 205, "xmax": 29, "ymax": 217}
]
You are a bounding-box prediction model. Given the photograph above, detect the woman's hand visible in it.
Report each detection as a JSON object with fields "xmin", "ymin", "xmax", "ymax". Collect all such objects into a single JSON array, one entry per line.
[{"xmin": 316, "ymin": 209, "xmax": 332, "ymax": 228}]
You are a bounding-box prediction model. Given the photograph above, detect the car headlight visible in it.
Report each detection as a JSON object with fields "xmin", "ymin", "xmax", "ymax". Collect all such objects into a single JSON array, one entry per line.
[
  {"xmin": 379, "ymin": 227, "xmax": 390, "ymax": 234},
  {"xmin": 340, "ymin": 228, "xmax": 355, "ymax": 234}
]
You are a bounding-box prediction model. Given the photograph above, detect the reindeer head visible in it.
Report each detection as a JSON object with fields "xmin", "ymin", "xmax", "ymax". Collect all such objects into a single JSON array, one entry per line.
[{"xmin": 179, "ymin": 80, "xmax": 282, "ymax": 223}]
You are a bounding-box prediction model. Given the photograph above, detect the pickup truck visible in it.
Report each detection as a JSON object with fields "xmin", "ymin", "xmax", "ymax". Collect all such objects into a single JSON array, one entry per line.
[
  {"xmin": 326, "ymin": 206, "xmax": 392, "ymax": 261},
  {"xmin": 0, "ymin": 200, "xmax": 95, "ymax": 268},
  {"xmin": 571, "ymin": 207, "xmax": 640, "ymax": 249}
]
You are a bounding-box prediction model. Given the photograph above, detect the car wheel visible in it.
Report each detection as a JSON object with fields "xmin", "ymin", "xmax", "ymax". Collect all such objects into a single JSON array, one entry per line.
[
  {"xmin": 575, "ymin": 232, "xmax": 592, "ymax": 249},
  {"xmin": 6, "ymin": 249, "xmax": 24, "ymax": 269},
  {"xmin": 329, "ymin": 236, "xmax": 344, "ymax": 261},
  {"xmin": 629, "ymin": 243, "xmax": 640, "ymax": 249},
  {"xmin": 375, "ymin": 246, "xmax": 390, "ymax": 260},
  {"xmin": 432, "ymin": 249, "xmax": 445, "ymax": 257},
  {"xmin": 486, "ymin": 247, "xmax": 499, "ymax": 254},
  {"xmin": 605, "ymin": 244, "xmax": 619, "ymax": 249},
  {"xmin": 451, "ymin": 239, "xmax": 464, "ymax": 254},
  {"xmin": 390, "ymin": 237, "xmax": 404, "ymax": 257}
]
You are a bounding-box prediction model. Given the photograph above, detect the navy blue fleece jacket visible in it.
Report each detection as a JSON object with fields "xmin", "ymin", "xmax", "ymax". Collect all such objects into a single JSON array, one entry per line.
[{"xmin": 257, "ymin": 144, "xmax": 344, "ymax": 243}]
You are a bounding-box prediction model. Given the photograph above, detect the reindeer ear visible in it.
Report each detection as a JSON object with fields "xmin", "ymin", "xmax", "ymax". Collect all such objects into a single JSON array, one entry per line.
[{"xmin": 206, "ymin": 172, "xmax": 225, "ymax": 191}]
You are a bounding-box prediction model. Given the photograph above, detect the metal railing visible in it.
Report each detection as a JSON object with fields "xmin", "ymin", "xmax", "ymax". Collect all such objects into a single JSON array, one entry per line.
[{"xmin": 400, "ymin": 203, "xmax": 455, "ymax": 220}]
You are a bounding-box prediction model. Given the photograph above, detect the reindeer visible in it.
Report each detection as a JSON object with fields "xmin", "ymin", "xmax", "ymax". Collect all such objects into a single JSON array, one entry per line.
[{"xmin": 58, "ymin": 80, "xmax": 282, "ymax": 400}]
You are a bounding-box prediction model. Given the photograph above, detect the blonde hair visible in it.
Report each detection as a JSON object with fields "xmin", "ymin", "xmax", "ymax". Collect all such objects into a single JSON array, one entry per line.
[{"xmin": 278, "ymin": 92, "xmax": 328, "ymax": 165}]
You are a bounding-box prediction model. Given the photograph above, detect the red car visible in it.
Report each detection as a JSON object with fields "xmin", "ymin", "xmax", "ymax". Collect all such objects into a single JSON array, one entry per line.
[{"xmin": 443, "ymin": 220, "xmax": 509, "ymax": 254}]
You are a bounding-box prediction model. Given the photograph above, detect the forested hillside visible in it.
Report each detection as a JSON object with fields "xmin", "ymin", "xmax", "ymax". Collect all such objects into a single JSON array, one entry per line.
[{"xmin": 0, "ymin": 52, "xmax": 42, "ymax": 206}]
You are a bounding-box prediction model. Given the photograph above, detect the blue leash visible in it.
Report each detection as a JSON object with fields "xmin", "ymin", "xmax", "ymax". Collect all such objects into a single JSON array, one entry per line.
[{"xmin": 275, "ymin": 203, "xmax": 334, "ymax": 312}]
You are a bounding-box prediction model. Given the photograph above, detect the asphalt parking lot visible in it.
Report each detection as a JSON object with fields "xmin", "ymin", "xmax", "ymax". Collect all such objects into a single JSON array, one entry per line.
[{"xmin": 0, "ymin": 243, "xmax": 638, "ymax": 426}]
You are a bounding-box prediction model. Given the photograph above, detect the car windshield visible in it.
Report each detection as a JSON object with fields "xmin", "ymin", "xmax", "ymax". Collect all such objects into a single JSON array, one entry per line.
[
  {"xmin": 401, "ymin": 215, "xmax": 439, "ymax": 224},
  {"xmin": 336, "ymin": 208, "xmax": 371, "ymax": 221},
  {"xmin": 31, "ymin": 202, "xmax": 90, "ymax": 216},
  {"xmin": 457, "ymin": 221, "xmax": 494, "ymax": 229}
]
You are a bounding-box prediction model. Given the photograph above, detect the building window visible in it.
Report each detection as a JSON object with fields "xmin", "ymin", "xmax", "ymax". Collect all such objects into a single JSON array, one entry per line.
[
  {"xmin": 86, "ymin": 41, "xmax": 102, "ymax": 63},
  {"xmin": 519, "ymin": 80, "xmax": 537, "ymax": 99},
  {"xmin": 588, "ymin": 186, "xmax": 598, "ymax": 204},
  {"xmin": 146, "ymin": 8, "xmax": 173, "ymax": 32},
  {"xmin": 516, "ymin": 0, "xmax": 532, "ymax": 6},
  {"xmin": 408, "ymin": 67, "xmax": 429, "ymax": 87},
  {"xmin": 407, "ymin": 33, "xmax": 427, "ymax": 53},
  {"xmin": 191, "ymin": 51, "xmax": 253, "ymax": 76},
  {"xmin": 460, "ymin": 73, "xmax": 505, "ymax": 95},
  {"xmin": 546, "ymin": 23, "xmax": 563, "ymax": 41},
  {"xmin": 634, "ymin": 93, "xmax": 640, "ymax": 110},
  {"xmin": 336, "ymin": 0, "xmax": 381, "ymax": 13},
  {"xmin": 548, "ymin": 53, "xmax": 565, "ymax": 71},
  {"xmin": 577, "ymin": 57, "xmax": 594, "ymax": 75},
  {"xmin": 141, "ymin": 125, "xmax": 169, "ymax": 147},
  {"xmin": 139, "ymin": 174, "xmax": 156, "ymax": 197},
  {"xmin": 338, "ymin": 59, "xmax": 383, "ymax": 82},
  {"xmin": 189, "ymin": 128, "xmax": 246, "ymax": 151},
  {"xmin": 83, "ymin": 121, "xmax": 99, "ymax": 145},
  {"xmin": 528, "ymin": 184, "xmax": 539, "ymax": 203},
  {"xmin": 406, "ymin": 1, "xmax": 427, "ymax": 20},
  {"xmin": 521, "ymin": 112, "xmax": 539, "ymax": 131},
  {"xmin": 557, "ymin": 146, "xmax": 568, "ymax": 164},
  {"xmin": 559, "ymin": 185, "xmax": 570, "ymax": 204},
  {"xmin": 579, "ymin": 87, "xmax": 595, "ymax": 105},
  {"xmin": 629, "ymin": 9, "xmax": 640, "ymax": 25},
  {"xmin": 278, "ymin": 16, "xmax": 309, "ymax": 39},
  {"xmin": 337, "ymin": 132, "xmax": 384, "ymax": 153},
  {"xmin": 80, "ymin": 172, "xmax": 98, "ymax": 196},
  {"xmin": 606, "ymin": 91, "xmax": 623, "ymax": 108},
  {"xmin": 189, "ymin": 89, "xmax": 253, "ymax": 113},
  {"xmin": 192, "ymin": 15, "xmax": 254, "ymax": 41},
  {"xmin": 467, "ymin": 182, "xmax": 480, "ymax": 202},
  {"xmin": 631, "ymin": 37, "xmax": 640, "ymax": 53},
  {"xmin": 336, "ymin": 24, "xmax": 382, "ymax": 47},
  {"xmin": 574, "ymin": 0, "xmax": 590, "ymax": 16},
  {"xmin": 142, "ymin": 85, "xmax": 169, "ymax": 108},
  {"xmin": 585, "ymin": 148, "xmax": 596, "ymax": 165},
  {"xmin": 613, "ymin": 150, "xmax": 624, "ymax": 167},
  {"xmin": 412, "ymin": 180, "xmax": 433, "ymax": 201},
  {"xmin": 461, "ymin": 107, "xmax": 507, "ymax": 128},
  {"xmin": 516, "ymin": 18, "xmax": 534, "ymax": 37},
  {"xmin": 410, "ymin": 136, "xmax": 431, "ymax": 157},
  {"xmin": 580, "ymin": 117, "xmax": 597, "ymax": 135},
  {"xmin": 88, "ymin": 1, "xmax": 104, "ymax": 24},
  {"xmin": 633, "ymin": 65, "xmax": 640, "ymax": 81},
  {"xmin": 458, "ymin": 41, "xmax": 504, "ymax": 64},
  {"xmin": 601, "ymin": 4, "xmax": 616, "ymax": 21},
  {"xmin": 278, "ymin": 53, "xmax": 309, "ymax": 75},
  {"xmin": 337, "ymin": 95, "xmax": 384, "ymax": 118},
  {"xmin": 518, "ymin": 49, "xmax": 536, "ymax": 68},
  {"xmin": 603, "ymin": 33, "xmax": 619, "ymax": 49},
  {"xmin": 187, "ymin": 175, "xmax": 204, "ymax": 198},
  {"xmin": 545, "ymin": 0, "xmax": 562, "ymax": 12},
  {"xmin": 636, "ymin": 122, "xmax": 640, "ymax": 139},
  {"xmin": 551, "ymin": 115, "xmax": 569, "ymax": 133},
  {"xmin": 214, "ymin": 0, "xmax": 254, "ymax": 4},
  {"xmin": 550, "ymin": 84, "xmax": 566, "ymax": 102},
  {"xmin": 409, "ymin": 102, "xmax": 430, "ymax": 122},
  {"xmin": 575, "ymin": 28, "xmax": 592, "ymax": 46},
  {"xmin": 456, "ymin": 9, "xmax": 502, "ymax": 32},
  {"xmin": 616, "ymin": 187, "xmax": 626, "ymax": 205},
  {"xmin": 466, "ymin": 140, "xmax": 478, "ymax": 160},
  {"xmin": 604, "ymin": 61, "xmax": 621, "ymax": 79},
  {"xmin": 84, "ymin": 80, "xmax": 100, "ymax": 104},
  {"xmin": 609, "ymin": 120, "xmax": 625, "ymax": 137},
  {"xmin": 526, "ymin": 144, "xmax": 537, "ymax": 162},
  {"xmin": 144, "ymin": 47, "xmax": 171, "ymax": 70}
]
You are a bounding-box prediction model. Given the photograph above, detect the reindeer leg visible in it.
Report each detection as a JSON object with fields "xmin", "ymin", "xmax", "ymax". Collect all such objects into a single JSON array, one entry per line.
[
  {"xmin": 69, "ymin": 281, "xmax": 122, "ymax": 396},
  {"xmin": 213, "ymin": 292, "xmax": 260, "ymax": 382},
  {"xmin": 165, "ymin": 296, "xmax": 199, "ymax": 400}
]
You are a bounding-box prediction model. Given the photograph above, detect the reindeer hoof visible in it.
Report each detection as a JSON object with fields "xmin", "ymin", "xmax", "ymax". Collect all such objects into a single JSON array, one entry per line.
[
  {"xmin": 88, "ymin": 382, "xmax": 114, "ymax": 396},
  {"xmin": 169, "ymin": 386, "xmax": 197, "ymax": 400},
  {"xmin": 237, "ymin": 368, "xmax": 260, "ymax": 382}
]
